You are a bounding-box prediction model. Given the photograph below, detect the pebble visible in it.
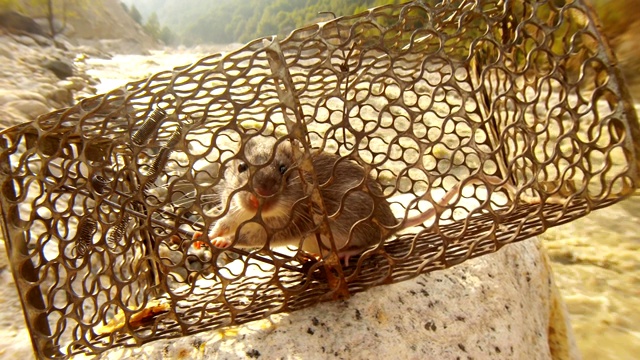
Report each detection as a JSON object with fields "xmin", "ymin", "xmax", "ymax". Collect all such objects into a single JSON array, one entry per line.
[
  {"xmin": 44, "ymin": 59, "xmax": 74, "ymax": 79},
  {"xmin": 0, "ymin": 93, "xmax": 19, "ymax": 106},
  {"xmin": 57, "ymin": 77, "xmax": 85, "ymax": 91},
  {"xmin": 5, "ymin": 99, "xmax": 50, "ymax": 119},
  {"xmin": 0, "ymin": 45, "xmax": 13, "ymax": 59}
]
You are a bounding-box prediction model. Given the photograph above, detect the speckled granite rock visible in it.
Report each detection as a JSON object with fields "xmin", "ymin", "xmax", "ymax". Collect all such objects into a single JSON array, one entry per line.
[{"xmin": 70, "ymin": 238, "xmax": 579, "ymax": 360}]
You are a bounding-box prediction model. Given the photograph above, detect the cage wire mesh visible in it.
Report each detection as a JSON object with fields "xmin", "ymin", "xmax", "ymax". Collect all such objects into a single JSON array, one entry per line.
[{"xmin": 0, "ymin": 0, "xmax": 638, "ymax": 358}]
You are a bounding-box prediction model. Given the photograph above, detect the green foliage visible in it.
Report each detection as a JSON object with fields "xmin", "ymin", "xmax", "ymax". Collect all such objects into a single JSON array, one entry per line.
[
  {"xmin": 133, "ymin": 0, "xmax": 638, "ymax": 49},
  {"xmin": 139, "ymin": 10, "xmax": 175, "ymax": 44},
  {"xmin": 159, "ymin": 25, "xmax": 173, "ymax": 44},
  {"xmin": 144, "ymin": 11, "xmax": 161, "ymax": 39},
  {"xmin": 129, "ymin": 4, "xmax": 142, "ymax": 24},
  {"xmin": 0, "ymin": 0, "xmax": 22, "ymax": 11},
  {"xmin": 166, "ymin": 0, "xmax": 399, "ymax": 45}
]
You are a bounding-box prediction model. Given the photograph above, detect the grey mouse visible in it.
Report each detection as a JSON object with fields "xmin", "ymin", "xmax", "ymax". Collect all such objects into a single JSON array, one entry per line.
[{"xmin": 198, "ymin": 134, "xmax": 470, "ymax": 264}]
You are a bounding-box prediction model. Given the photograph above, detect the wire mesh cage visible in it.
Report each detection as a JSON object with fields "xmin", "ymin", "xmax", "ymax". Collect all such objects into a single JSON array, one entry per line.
[{"xmin": 0, "ymin": 0, "xmax": 638, "ymax": 358}]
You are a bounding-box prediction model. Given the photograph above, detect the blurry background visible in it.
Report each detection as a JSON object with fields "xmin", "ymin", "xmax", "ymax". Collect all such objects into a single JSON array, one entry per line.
[{"xmin": 0, "ymin": 0, "xmax": 638, "ymax": 359}]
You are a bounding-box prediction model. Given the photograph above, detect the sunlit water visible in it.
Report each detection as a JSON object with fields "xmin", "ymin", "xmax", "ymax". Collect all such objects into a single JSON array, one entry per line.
[
  {"xmin": 540, "ymin": 198, "xmax": 640, "ymax": 360},
  {"xmin": 84, "ymin": 45, "xmax": 237, "ymax": 93},
  {"xmin": 82, "ymin": 47, "xmax": 640, "ymax": 360}
]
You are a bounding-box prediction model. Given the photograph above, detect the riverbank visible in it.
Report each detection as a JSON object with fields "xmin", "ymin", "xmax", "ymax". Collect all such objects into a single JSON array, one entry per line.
[{"xmin": 0, "ymin": 32, "xmax": 99, "ymax": 128}]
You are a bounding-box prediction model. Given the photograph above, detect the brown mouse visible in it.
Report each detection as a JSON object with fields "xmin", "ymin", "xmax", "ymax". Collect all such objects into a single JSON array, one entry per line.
[{"xmin": 198, "ymin": 135, "xmax": 513, "ymax": 264}]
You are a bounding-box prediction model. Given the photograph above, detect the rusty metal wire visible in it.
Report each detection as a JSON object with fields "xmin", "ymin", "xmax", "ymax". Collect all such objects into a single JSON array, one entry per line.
[{"xmin": 0, "ymin": 0, "xmax": 638, "ymax": 358}]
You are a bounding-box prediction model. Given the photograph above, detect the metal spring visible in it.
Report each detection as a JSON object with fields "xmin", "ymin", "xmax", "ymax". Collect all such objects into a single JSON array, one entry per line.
[
  {"xmin": 131, "ymin": 107, "xmax": 167, "ymax": 146},
  {"xmin": 108, "ymin": 125, "xmax": 181, "ymax": 246},
  {"xmin": 91, "ymin": 175, "xmax": 111, "ymax": 195},
  {"xmin": 144, "ymin": 125, "xmax": 183, "ymax": 190},
  {"xmin": 75, "ymin": 218, "xmax": 97, "ymax": 257},
  {"xmin": 107, "ymin": 213, "xmax": 131, "ymax": 248}
]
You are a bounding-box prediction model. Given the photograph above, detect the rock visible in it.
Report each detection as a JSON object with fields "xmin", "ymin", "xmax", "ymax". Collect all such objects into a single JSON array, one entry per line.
[
  {"xmin": 52, "ymin": 38, "xmax": 70, "ymax": 51},
  {"xmin": 0, "ymin": 33, "xmax": 99, "ymax": 129},
  {"xmin": 30, "ymin": 33, "xmax": 54, "ymax": 47},
  {"xmin": 5, "ymin": 99, "xmax": 49, "ymax": 119},
  {"xmin": 12, "ymin": 35, "xmax": 38, "ymax": 47},
  {"xmin": 95, "ymin": 38, "xmax": 151, "ymax": 55},
  {"xmin": 61, "ymin": 22, "xmax": 75, "ymax": 37},
  {"xmin": 0, "ymin": 106, "xmax": 30, "ymax": 127},
  {"xmin": 0, "ymin": 93, "xmax": 19, "ymax": 106},
  {"xmin": 62, "ymin": 0, "xmax": 159, "ymax": 54},
  {"xmin": 56, "ymin": 80, "xmax": 75, "ymax": 91},
  {"xmin": 0, "ymin": 46, "xmax": 13, "ymax": 60},
  {"xmin": 35, "ymin": 82, "xmax": 57, "ymax": 94},
  {"xmin": 33, "ymin": 17, "xmax": 64, "ymax": 36},
  {"xmin": 613, "ymin": 20, "xmax": 640, "ymax": 100},
  {"xmin": 43, "ymin": 59, "xmax": 74, "ymax": 79},
  {"xmin": 74, "ymin": 44, "xmax": 113, "ymax": 60},
  {"xmin": 92, "ymin": 239, "xmax": 580, "ymax": 360},
  {"xmin": 48, "ymin": 88, "xmax": 72, "ymax": 106},
  {"xmin": 57, "ymin": 76, "xmax": 87, "ymax": 92},
  {"xmin": 0, "ymin": 90, "xmax": 48, "ymax": 105},
  {"xmin": 0, "ymin": 42, "xmax": 13, "ymax": 59},
  {"xmin": 0, "ymin": 11, "xmax": 45, "ymax": 36}
]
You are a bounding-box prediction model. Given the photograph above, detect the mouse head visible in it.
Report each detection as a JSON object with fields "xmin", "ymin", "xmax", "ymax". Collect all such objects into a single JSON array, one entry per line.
[{"xmin": 223, "ymin": 135, "xmax": 304, "ymax": 218}]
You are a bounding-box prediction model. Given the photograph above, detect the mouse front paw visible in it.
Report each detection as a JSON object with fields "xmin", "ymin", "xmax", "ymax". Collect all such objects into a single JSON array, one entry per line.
[
  {"xmin": 209, "ymin": 220, "xmax": 231, "ymax": 239},
  {"xmin": 211, "ymin": 236, "xmax": 233, "ymax": 248},
  {"xmin": 188, "ymin": 231, "xmax": 209, "ymax": 249}
]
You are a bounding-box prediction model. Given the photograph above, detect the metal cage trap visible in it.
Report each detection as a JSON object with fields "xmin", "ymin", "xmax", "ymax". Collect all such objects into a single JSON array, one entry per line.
[{"xmin": 1, "ymin": 0, "xmax": 638, "ymax": 358}]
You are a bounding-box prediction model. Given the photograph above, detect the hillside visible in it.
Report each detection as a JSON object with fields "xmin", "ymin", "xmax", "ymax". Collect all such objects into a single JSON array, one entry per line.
[
  {"xmin": 1, "ymin": 0, "xmax": 159, "ymax": 54},
  {"xmin": 121, "ymin": 0, "xmax": 397, "ymax": 44}
]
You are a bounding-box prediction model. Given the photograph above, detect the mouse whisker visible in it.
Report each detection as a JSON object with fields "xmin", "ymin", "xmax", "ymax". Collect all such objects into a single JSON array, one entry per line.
[{"xmin": 170, "ymin": 197, "xmax": 197, "ymax": 207}]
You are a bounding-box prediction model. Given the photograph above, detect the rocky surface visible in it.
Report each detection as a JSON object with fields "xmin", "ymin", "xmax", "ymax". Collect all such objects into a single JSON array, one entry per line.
[
  {"xmin": 614, "ymin": 20, "xmax": 640, "ymax": 100},
  {"xmin": 0, "ymin": 31, "xmax": 100, "ymax": 128},
  {"xmin": 540, "ymin": 198, "xmax": 640, "ymax": 360},
  {"xmin": 0, "ymin": 11, "xmax": 46, "ymax": 36},
  {"xmin": 73, "ymin": 238, "xmax": 579, "ymax": 360}
]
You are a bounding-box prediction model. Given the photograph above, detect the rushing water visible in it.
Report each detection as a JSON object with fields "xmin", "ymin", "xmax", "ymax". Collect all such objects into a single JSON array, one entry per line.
[
  {"xmin": 540, "ymin": 198, "xmax": 640, "ymax": 360},
  {"xmin": 83, "ymin": 48, "xmax": 640, "ymax": 360},
  {"xmin": 85, "ymin": 48, "xmax": 214, "ymax": 93}
]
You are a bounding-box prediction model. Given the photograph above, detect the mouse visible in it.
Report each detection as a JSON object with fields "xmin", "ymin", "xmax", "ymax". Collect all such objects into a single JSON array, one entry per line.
[{"xmin": 192, "ymin": 134, "xmax": 494, "ymax": 265}]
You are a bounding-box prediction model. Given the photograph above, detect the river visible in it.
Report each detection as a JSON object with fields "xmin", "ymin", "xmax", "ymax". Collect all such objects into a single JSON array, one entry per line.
[
  {"xmin": 85, "ymin": 48, "xmax": 212, "ymax": 93},
  {"xmin": 84, "ymin": 47, "xmax": 640, "ymax": 360}
]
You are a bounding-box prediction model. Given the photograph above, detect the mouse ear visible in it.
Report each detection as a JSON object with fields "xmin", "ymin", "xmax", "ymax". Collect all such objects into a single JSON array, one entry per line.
[
  {"xmin": 289, "ymin": 138, "xmax": 302, "ymax": 150},
  {"xmin": 278, "ymin": 138, "xmax": 303, "ymax": 162}
]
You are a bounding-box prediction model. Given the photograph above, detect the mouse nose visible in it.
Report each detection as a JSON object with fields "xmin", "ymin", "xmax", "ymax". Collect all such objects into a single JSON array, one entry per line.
[
  {"xmin": 247, "ymin": 193, "xmax": 260, "ymax": 209},
  {"xmin": 252, "ymin": 175, "xmax": 278, "ymax": 197},
  {"xmin": 255, "ymin": 186, "xmax": 276, "ymax": 197}
]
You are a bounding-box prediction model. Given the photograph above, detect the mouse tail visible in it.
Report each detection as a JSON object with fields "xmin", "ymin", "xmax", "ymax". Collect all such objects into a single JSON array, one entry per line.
[{"xmin": 398, "ymin": 175, "xmax": 518, "ymax": 229}]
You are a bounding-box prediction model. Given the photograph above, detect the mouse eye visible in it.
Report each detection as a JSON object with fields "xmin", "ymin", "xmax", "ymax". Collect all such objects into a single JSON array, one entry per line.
[
  {"xmin": 237, "ymin": 163, "xmax": 248, "ymax": 173},
  {"xmin": 278, "ymin": 164, "xmax": 287, "ymax": 175}
]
